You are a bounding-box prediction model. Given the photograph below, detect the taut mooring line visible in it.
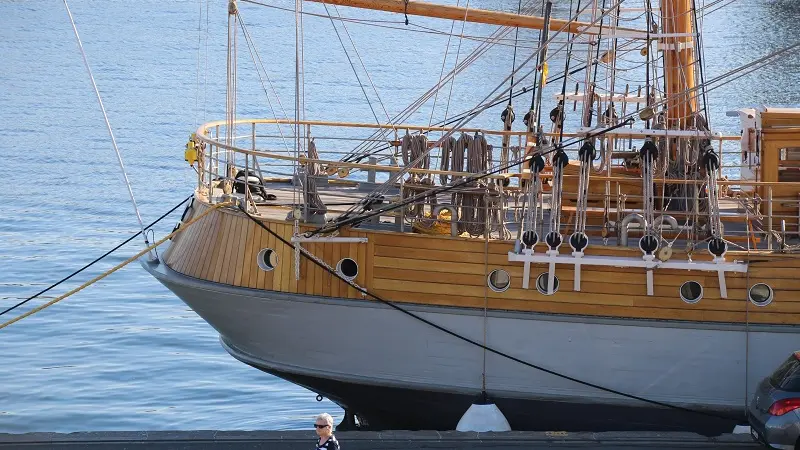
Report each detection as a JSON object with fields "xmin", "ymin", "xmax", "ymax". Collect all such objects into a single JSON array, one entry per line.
[
  {"xmin": 0, "ymin": 201, "xmax": 229, "ymax": 330},
  {"xmin": 0, "ymin": 195, "xmax": 193, "ymax": 318}
]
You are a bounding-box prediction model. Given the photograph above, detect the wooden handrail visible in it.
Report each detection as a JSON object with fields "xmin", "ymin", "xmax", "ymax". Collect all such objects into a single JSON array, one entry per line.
[
  {"xmin": 198, "ymin": 118, "xmax": 530, "ymax": 137},
  {"xmin": 196, "ymin": 118, "xmax": 741, "ymax": 140},
  {"xmin": 197, "ymin": 138, "xmax": 800, "ymax": 188}
]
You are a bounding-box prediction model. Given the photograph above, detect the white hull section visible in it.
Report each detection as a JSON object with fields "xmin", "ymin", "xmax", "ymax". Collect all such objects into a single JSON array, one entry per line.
[{"xmin": 143, "ymin": 259, "xmax": 798, "ymax": 416}]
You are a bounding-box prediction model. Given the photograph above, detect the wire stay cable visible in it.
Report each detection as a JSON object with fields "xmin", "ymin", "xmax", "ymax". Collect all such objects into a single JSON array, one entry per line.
[
  {"xmin": 0, "ymin": 195, "xmax": 193, "ymax": 318},
  {"xmin": 0, "ymin": 201, "xmax": 230, "ymax": 331},
  {"xmin": 63, "ymin": 0, "xmax": 152, "ymax": 255}
]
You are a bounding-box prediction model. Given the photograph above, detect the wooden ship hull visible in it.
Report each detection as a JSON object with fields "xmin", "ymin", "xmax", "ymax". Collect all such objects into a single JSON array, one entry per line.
[
  {"xmin": 142, "ymin": 192, "xmax": 800, "ymax": 432},
  {"xmin": 141, "ymin": 0, "xmax": 800, "ymax": 434}
]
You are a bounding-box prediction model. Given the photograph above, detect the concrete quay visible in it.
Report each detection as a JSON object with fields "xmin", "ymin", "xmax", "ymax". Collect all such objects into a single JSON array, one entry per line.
[{"xmin": 0, "ymin": 430, "xmax": 760, "ymax": 449}]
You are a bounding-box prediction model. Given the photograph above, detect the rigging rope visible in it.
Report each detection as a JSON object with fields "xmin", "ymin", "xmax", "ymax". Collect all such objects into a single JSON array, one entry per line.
[
  {"xmin": 284, "ymin": 37, "xmax": 797, "ymax": 239},
  {"xmin": 341, "ymin": 0, "xmax": 605, "ymax": 217},
  {"xmin": 0, "ymin": 195, "xmax": 193, "ymax": 318},
  {"xmin": 520, "ymin": 152, "xmax": 545, "ymax": 247},
  {"xmin": 310, "ymin": 36, "xmax": 784, "ymax": 235},
  {"xmin": 574, "ymin": 141, "xmax": 596, "ymax": 242},
  {"xmin": 641, "ymin": 138, "xmax": 659, "ymax": 253},
  {"xmin": 304, "ymin": 139, "xmax": 328, "ymax": 219},
  {"xmin": 691, "ymin": 0, "xmax": 710, "ymax": 124},
  {"xmin": 586, "ymin": 0, "xmax": 608, "ymax": 129},
  {"xmin": 323, "ymin": 3, "xmax": 395, "ymax": 134},
  {"xmin": 353, "ymin": 61, "xmax": 595, "ymax": 166},
  {"xmin": 508, "ymin": 0, "xmax": 524, "ymax": 104},
  {"xmin": 348, "ymin": 23, "xmax": 655, "ymax": 166},
  {"xmin": 239, "ymin": 204, "xmax": 739, "ymax": 423},
  {"xmin": 547, "ymin": 148, "xmax": 569, "ymax": 249},
  {"xmin": 463, "ymin": 133, "xmax": 490, "ymax": 236},
  {"xmin": 530, "ymin": 0, "xmax": 554, "ymax": 137},
  {"xmin": 342, "ymin": 12, "xmax": 519, "ymax": 165},
  {"xmin": 428, "ymin": 0, "xmax": 461, "ymax": 128},
  {"xmin": 557, "ymin": 0, "xmax": 579, "ymax": 144},
  {"xmin": 445, "ymin": 0, "xmax": 473, "ymax": 120},
  {"xmin": 438, "ymin": 136, "xmax": 456, "ymax": 186},
  {"xmin": 0, "ymin": 202, "xmax": 231, "ymax": 331},
  {"xmin": 63, "ymin": 0, "xmax": 151, "ymax": 255},
  {"xmin": 308, "ymin": 118, "xmax": 636, "ymax": 237},
  {"xmin": 237, "ymin": 13, "xmax": 293, "ymax": 155}
]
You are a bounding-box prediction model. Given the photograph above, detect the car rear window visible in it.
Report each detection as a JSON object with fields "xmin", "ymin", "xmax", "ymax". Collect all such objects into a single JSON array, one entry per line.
[{"xmin": 770, "ymin": 354, "xmax": 800, "ymax": 391}]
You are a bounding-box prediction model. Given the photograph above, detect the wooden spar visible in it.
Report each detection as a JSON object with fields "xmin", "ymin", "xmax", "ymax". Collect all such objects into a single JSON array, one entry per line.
[
  {"xmin": 305, "ymin": 0, "xmax": 644, "ymax": 36},
  {"xmin": 661, "ymin": 0, "xmax": 697, "ymax": 129}
]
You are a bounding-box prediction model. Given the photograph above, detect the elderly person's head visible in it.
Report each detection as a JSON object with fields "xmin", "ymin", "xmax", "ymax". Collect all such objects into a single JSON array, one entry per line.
[{"xmin": 314, "ymin": 413, "xmax": 334, "ymax": 438}]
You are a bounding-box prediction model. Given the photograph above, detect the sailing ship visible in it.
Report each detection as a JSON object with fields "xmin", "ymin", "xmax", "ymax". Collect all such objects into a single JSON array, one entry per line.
[{"xmin": 143, "ymin": 0, "xmax": 800, "ymax": 433}]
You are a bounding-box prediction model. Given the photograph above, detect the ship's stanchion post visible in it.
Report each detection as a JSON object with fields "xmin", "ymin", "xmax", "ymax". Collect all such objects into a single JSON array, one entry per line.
[
  {"xmin": 767, "ymin": 185, "xmax": 773, "ymax": 250},
  {"xmin": 367, "ymin": 157, "xmax": 380, "ymax": 225}
]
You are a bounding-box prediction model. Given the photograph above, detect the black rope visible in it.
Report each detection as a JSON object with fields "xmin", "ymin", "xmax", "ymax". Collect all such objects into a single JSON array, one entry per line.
[
  {"xmin": 558, "ymin": 0, "xmax": 580, "ymax": 144},
  {"xmin": 528, "ymin": 72, "xmax": 540, "ymax": 111},
  {"xmin": 238, "ymin": 204, "xmax": 739, "ymax": 423},
  {"xmin": 528, "ymin": 0, "xmax": 548, "ymax": 110},
  {"xmin": 644, "ymin": 0, "xmax": 653, "ymax": 129},
  {"xmin": 587, "ymin": 0, "xmax": 608, "ymax": 128},
  {"xmin": 350, "ymin": 62, "xmax": 595, "ymax": 164},
  {"xmin": 508, "ymin": 0, "xmax": 524, "ymax": 105},
  {"xmin": 309, "ymin": 118, "xmax": 636, "ymax": 236},
  {"xmin": 691, "ymin": 0, "xmax": 710, "ymax": 125},
  {"xmin": 0, "ymin": 195, "xmax": 193, "ymax": 317}
]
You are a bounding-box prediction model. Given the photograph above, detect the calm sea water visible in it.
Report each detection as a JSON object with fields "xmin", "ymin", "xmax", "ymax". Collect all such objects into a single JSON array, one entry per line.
[{"xmin": 1, "ymin": 0, "xmax": 798, "ymax": 434}]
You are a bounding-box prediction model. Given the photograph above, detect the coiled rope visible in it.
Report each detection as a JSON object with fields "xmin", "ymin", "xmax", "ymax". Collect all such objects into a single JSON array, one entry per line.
[
  {"xmin": 309, "ymin": 118, "xmax": 636, "ymax": 237},
  {"xmin": 462, "ymin": 133, "xmax": 489, "ymax": 236},
  {"xmin": 401, "ymin": 133, "xmax": 434, "ymax": 220},
  {"xmin": 438, "ymin": 136, "xmax": 456, "ymax": 186}
]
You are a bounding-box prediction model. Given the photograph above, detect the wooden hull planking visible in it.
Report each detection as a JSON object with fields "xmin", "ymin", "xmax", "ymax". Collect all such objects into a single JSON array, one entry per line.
[{"xmin": 161, "ymin": 196, "xmax": 800, "ymax": 326}]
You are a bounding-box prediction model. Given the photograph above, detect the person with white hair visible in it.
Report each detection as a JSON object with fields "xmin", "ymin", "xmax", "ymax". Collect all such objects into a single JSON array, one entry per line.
[{"xmin": 314, "ymin": 413, "xmax": 339, "ymax": 450}]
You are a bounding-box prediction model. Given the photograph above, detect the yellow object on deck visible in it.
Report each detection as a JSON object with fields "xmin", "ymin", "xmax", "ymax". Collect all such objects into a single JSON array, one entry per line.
[
  {"xmin": 413, "ymin": 209, "xmax": 461, "ymax": 236},
  {"xmin": 185, "ymin": 133, "xmax": 198, "ymax": 166}
]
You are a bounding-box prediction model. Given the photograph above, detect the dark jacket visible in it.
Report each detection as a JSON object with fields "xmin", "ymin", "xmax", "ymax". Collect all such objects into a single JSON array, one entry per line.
[{"xmin": 316, "ymin": 435, "xmax": 339, "ymax": 450}]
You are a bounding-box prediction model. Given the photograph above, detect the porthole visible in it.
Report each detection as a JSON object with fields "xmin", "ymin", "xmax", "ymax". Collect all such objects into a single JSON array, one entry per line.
[
  {"xmin": 536, "ymin": 273, "xmax": 559, "ymax": 295},
  {"xmin": 488, "ymin": 269, "xmax": 511, "ymax": 293},
  {"xmin": 336, "ymin": 258, "xmax": 359, "ymax": 280},
  {"xmin": 748, "ymin": 283, "xmax": 774, "ymax": 307},
  {"xmin": 257, "ymin": 248, "xmax": 278, "ymax": 271},
  {"xmin": 679, "ymin": 281, "xmax": 703, "ymax": 304}
]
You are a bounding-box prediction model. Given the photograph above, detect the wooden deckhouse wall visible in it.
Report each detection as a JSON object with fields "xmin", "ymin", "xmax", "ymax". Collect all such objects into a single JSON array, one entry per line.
[
  {"xmin": 161, "ymin": 199, "xmax": 800, "ymax": 326},
  {"xmin": 757, "ymin": 108, "xmax": 800, "ymax": 215}
]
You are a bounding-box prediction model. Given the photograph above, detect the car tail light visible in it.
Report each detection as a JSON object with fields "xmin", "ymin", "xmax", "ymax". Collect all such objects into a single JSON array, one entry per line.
[{"xmin": 768, "ymin": 398, "xmax": 800, "ymax": 416}]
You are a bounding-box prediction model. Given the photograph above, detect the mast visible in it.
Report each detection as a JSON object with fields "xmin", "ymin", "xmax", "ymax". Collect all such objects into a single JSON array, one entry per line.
[
  {"xmin": 660, "ymin": 0, "xmax": 697, "ymax": 129},
  {"xmin": 305, "ymin": 0, "xmax": 642, "ymax": 35}
]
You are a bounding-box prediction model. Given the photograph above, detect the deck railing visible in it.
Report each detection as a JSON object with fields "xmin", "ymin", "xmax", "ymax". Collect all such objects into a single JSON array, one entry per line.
[{"xmin": 191, "ymin": 118, "xmax": 800, "ymax": 252}]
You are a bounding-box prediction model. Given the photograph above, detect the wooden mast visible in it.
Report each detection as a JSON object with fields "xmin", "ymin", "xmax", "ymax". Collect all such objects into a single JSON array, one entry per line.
[
  {"xmin": 661, "ymin": 0, "xmax": 697, "ymax": 129},
  {"xmin": 305, "ymin": 0, "xmax": 643, "ymax": 35}
]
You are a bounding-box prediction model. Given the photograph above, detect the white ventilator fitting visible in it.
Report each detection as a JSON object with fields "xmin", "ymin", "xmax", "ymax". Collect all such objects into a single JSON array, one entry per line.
[{"xmin": 455, "ymin": 402, "xmax": 512, "ymax": 432}]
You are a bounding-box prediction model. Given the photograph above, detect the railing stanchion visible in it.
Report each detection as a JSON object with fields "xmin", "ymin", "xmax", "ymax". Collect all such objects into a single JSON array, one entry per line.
[{"xmin": 767, "ymin": 185, "xmax": 773, "ymax": 250}]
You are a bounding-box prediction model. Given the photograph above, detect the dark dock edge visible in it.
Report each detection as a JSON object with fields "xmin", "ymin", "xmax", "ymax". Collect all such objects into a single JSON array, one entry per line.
[{"xmin": 0, "ymin": 430, "xmax": 759, "ymax": 449}]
